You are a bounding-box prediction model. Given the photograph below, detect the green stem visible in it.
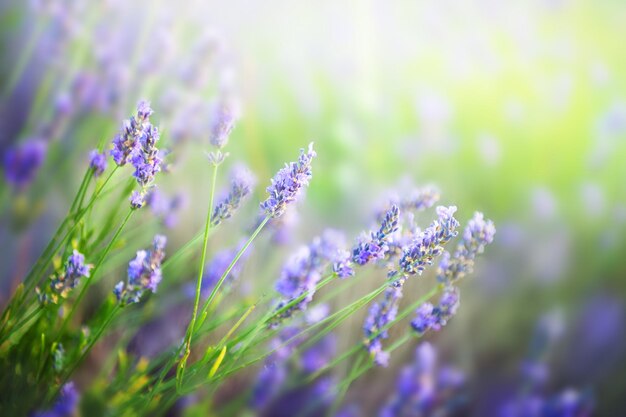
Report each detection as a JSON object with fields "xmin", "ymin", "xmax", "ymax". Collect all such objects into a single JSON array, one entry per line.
[{"xmin": 177, "ymin": 162, "xmax": 219, "ymax": 389}]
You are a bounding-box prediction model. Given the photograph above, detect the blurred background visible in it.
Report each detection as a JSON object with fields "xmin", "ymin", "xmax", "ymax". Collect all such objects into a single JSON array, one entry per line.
[{"xmin": 1, "ymin": 0, "xmax": 625, "ymax": 415}]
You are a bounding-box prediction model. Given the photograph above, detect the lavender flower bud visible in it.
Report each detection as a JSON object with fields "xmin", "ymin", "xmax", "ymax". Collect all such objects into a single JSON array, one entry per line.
[
  {"xmin": 209, "ymin": 99, "xmax": 238, "ymax": 149},
  {"xmin": 352, "ymin": 204, "xmax": 400, "ymax": 266},
  {"xmin": 48, "ymin": 250, "xmax": 93, "ymax": 302},
  {"xmin": 3, "ymin": 139, "xmax": 47, "ymax": 190},
  {"xmin": 211, "ymin": 163, "xmax": 255, "ymax": 226},
  {"xmin": 410, "ymin": 286, "xmax": 460, "ymax": 335},
  {"xmin": 33, "ymin": 381, "xmax": 79, "ymax": 417},
  {"xmin": 363, "ymin": 283, "xmax": 404, "ymax": 367},
  {"xmin": 115, "ymin": 235, "xmax": 166, "ymax": 305},
  {"xmin": 89, "ymin": 149, "xmax": 107, "ymax": 177},
  {"xmin": 261, "ymin": 143, "xmax": 316, "ymax": 218},
  {"xmin": 399, "ymin": 206, "xmax": 459, "ymax": 276},
  {"xmin": 130, "ymin": 190, "xmax": 146, "ymax": 209}
]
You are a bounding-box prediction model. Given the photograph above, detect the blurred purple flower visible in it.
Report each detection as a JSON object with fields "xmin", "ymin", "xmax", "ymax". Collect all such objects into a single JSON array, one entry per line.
[
  {"xmin": 3, "ymin": 139, "xmax": 47, "ymax": 190},
  {"xmin": 33, "ymin": 382, "xmax": 79, "ymax": 417},
  {"xmin": 89, "ymin": 149, "xmax": 107, "ymax": 177},
  {"xmin": 211, "ymin": 163, "xmax": 255, "ymax": 226}
]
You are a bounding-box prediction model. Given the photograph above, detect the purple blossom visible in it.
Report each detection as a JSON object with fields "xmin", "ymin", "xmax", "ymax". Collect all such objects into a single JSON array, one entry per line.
[
  {"xmin": 146, "ymin": 188, "xmax": 186, "ymax": 228},
  {"xmin": 380, "ymin": 343, "xmax": 465, "ymax": 417},
  {"xmin": 114, "ymin": 235, "xmax": 166, "ymax": 305},
  {"xmin": 200, "ymin": 245, "xmax": 247, "ymax": 297},
  {"xmin": 130, "ymin": 190, "xmax": 146, "ymax": 209},
  {"xmin": 89, "ymin": 149, "xmax": 107, "ymax": 177},
  {"xmin": 271, "ymin": 229, "xmax": 347, "ymax": 325},
  {"xmin": 352, "ymin": 204, "xmax": 400, "ymax": 266},
  {"xmin": 209, "ymin": 98, "xmax": 238, "ymax": 148},
  {"xmin": 33, "ymin": 382, "xmax": 79, "ymax": 417},
  {"xmin": 48, "ymin": 250, "xmax": 92, "ymax": 302},
  {"xmin": 211, "ymin": 163, "xmax": 255, "ymax": 226},
  {"xmin": 363, "ymin": 280, "xmax": 404, "ymax": 366},
  {"xmin": 3, "ymin": 139, "xmax": 47, "ymax": 190},
  {"xmin": 410, "ymin": 286, "xmax": 460, "ymax": 335},
  {"xmin": 437, "ymin": 211, "xmax": 496, "ymax": 285},
  {"xmin": 261, "ymin": 143, "xmax": 316, "ymax": 218},
  {"xmin": 399, "ymin": 206, "xmax": 459, "ymax": 276},
  {"xmin": 300, "ymin": 334, "xmax": 336, "ymax": 374}
]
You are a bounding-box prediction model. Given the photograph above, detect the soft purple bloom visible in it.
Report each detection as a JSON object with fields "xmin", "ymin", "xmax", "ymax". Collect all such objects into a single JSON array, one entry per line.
[
  {"xmin": 34, "ymin": 381, "xmax": 79, "ymax": 417},
  {"xmin": 3, "ymin": 139, "xmax": 47, "ymax": 190},
  {"xmin": 146, "ymin": 188, "xmax": 186, "ymax": 228},
  {"xmin": 261, "ymin": 143, "xmax": 316, "ymax": 218},
  {"xmin": 89, "ymin": 149, "xmax": 107, "ymax": 177},
  {"xmin": 200, "ymin": 245, "xmax": 247, "ymax": 297},
  {"xmin": 300, "ymin": 334, "xmax": 336, "ymax": 374},
  {"xmin": 115, "ymin": 235, "xmax": 166, "ymax": 305},
  {"xmin": 211, "ymin": 163, "xmax": 255, "ymax": 226},
  {"xmin": 411, "ymin": 287, "xmax": 460, "ymax": 335},
  {"xmin": 271, "ymin": 229, "xmax": 347, "ymax": 325},
  {"xmin": 209, "ymin": 98, "xmax": 238, "ymax": 148},
  {"xmin": 436, "ymin": 211, "xmax": 495, "ymax": 285},
  {"xmin": 399, "ymin": 206, "xmax": 459, "ymax": 276},
  {"xmin": 49, "ymin": 250, "xmax": 92, "ymax": 301},
  {"xmin": 363, "ymin": 280, "xmax": 404, "ymax": 366},
  {"xmin": 130, "ymin": 190, "xmax": 146, "ymax": 209},
  {"xmin": 380, "ymin": 343, "xmax": 465, "ymax": 417},
  {"xmin": 352, "ymin": 204, "xmax": 400, "ymax": 266}
]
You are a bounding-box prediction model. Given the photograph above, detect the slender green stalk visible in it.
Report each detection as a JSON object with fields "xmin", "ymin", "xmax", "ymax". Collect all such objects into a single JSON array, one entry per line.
[
  {"xmin": 327, "ymin": 352, "xmax": 365, "ymax": 417},
  {"xmin": 196, "ymin": 216, "xmax": 271, "ymax": 329},
  {"xmin": 177, "ymin": 162, "xmax": 219, "ymax": 389}
]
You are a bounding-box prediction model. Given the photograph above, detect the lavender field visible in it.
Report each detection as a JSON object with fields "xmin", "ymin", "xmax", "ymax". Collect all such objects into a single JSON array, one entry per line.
[{"xmin": 1, "ymin": 1, "xmax": 625, "ymax": 416}]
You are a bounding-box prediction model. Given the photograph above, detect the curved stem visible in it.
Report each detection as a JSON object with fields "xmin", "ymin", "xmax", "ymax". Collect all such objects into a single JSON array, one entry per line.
[{"xmin": 177, "ymin": 162, "xmax": 219, "ymax": 389}]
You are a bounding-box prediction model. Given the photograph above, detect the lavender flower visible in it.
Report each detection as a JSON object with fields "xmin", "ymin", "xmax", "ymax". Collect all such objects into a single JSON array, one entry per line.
[
  {"xmin": 352, "ymin": 204, "xmax": 400, "ymax": 266},
  {"xmin": 3, "ymin": 139, "xmax": 47, "ymax": 190},
  {"xmin": 89, "ymin": 149, "xmax": 107, "ymax": 177},
  {"xmin": 209, "ymin": 98, "xmax": 238, "ymax": 148},
  {"xmin": 114, "ymin": 235, "xmax": 166, "ymax": 305},
  {"xmin": 271, "ymin": 229, "xmax": 347, "ymax": 325},
  {"xmin": 130, "ymin": 190, "xmax": 146, "ymax": 209},
  {"xmin": 380, "ymin": 343, "xmax": 465, "ymax": 417},
  {"xmin": 110, "ymin": 100, "xmax": 163, "ymax": 206},
  {"xmin": 146, "ymin": 188, "xmax": 186, "ymax": 228},
  {"xmin": 45, "ymin": 250, "xmax": 92, "ymax": 303},
  {"xmin": 34, "ymin": 382, "xmax": 79, "ymax": 417},
  {"xmin": 437, "ymin": 212, "xmax": 496, "ymax": 285},
  {"xmin": 363, "ymin": 279, "xmax": 404, "ymax": 366},
  {"xmin": 211, "ymin": 163, "xmax": 255, "ymax": 226},
  {"xmin": 200, "ymin": 245, "xmax": 247, "ymax": 297},
  {"xmin": 260, "ymin": 143, "xmax": 316, "ymax": 218},
  {"xmin": 399, "ymin": 206, "xmax": 459, "ymax": 276},
  {"xmin": 411, "ymin": 286, "xmax": 460, "ymax": 335}
]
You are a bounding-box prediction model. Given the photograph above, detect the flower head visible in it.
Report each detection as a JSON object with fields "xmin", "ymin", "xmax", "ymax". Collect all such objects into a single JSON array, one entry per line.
[
  {"xmin": 411, "ymin": 286, "xmax": 460, "ymax": 335},
  {"xmin": 363, "ymin": 280, "xmax": 404, "ymax": 367},
  {"xmin": 46, "ymin": 250, "xmax": 92, "ymax": 303},
  {"xmin": 89, "ymin": 149, "xmax": 107, "ymax": 177},
  {"xmin": 3, "ymin": 139, "xmax": 47, "ymax": 190},
  {"xmin": 352, "ymin": 204, "xmax": 400, "ymax": 266},
  {"xmin": 399, "ymin": 206, "xmax": 459, "ymax": 276},
  {"xmin": 211, "ymin": 163, "xmax": 255, "ymax": 226},
  {"xmin": 114, "ymin": 235, "xmax": 166, "ymax": 305},
  {"xmin": 34, "ymin": 381, "xmax": 80, "ymax": 417},
  {"xmin": 209, "ymin": 98, "xmax": 238, "ymax": 148},
  {"xmin": 261, "ymin": 143, "xmax": 316, "ymax": 218}
]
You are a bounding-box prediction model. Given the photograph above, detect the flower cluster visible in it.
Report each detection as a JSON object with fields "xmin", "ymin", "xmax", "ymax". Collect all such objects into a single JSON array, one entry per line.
[
  {"xmin": 110, "ymin": 100, "xmax": 162, "ymax": 207},
  {"xmin": 211, "ymin": 163, "xmax": 255, "ymax": 226},
  {"xmin": 114, "ymin": 235, "xmax": 166, "ymax": 305},
  {"xmin": 399, "ymin": 206, "xmax": 459, "ymax": 276},
  {"xmin": 363, "ymin": 277, "xmax": 404, "ymax": 367},
  {"xmin": 411, "ymin": 286, "xmax": 460, "ymax": 335},
  {"xmin": 271, "ymin": 229, "xmax": 347, "ymax": 325},
  {"xmin": 379, "ymin": 343, "xmax": 465, "ymax": 417},
  {"xmin": 260, "ymin": 143, "xmax": 316, "ymax": 218},
  {"xmin": 352, "ymin": 204, "xmax": 400, "ymax": 266},
  {"xmin": 38, "ymin": 250, "xmax": 92, "ymax": 304},
  {"xmin": 145, "ymin": 188, "xmax": 186, "ymax": 228},
  {"xmin": 89, "ymin": 149, "xmax": 107, "ymax": 177},
  {"xmin": 33, "ymin": 382, "xmax": 79, "ymax": 417},
  {"xmin": 3, "ymin": 138, "xmax": 47, "ymax": 190},
  {"xmin": 437, "ymin": 212, "xmax": 496, "ymax": 285}
]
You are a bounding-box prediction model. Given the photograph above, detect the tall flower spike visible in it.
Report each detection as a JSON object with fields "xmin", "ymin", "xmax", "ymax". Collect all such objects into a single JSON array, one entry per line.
[
  {"xmin": 399, "ymin": 206, "xmax": 459, "ymax": 276},
  {"xmin": 271, "ymin": 229, "xmax": 346, "ymax": 325},
  {"xmin": 363, "ymin": 277, "xmax": 405, "ymax": 367},
  {"xmin": 261, "ymin": 143, "xmax": 316, "ymax": 218},
  {"xmin": 211, "ymin": 163, "xmax": 255, "ymax": 226},
  {"xmin": 209, "ymin": 98, "xmax": 238, "ymax": 149},
  {"xmin": 437, "ymin": 211, "xmax": 496, "ymax": 285},
  {"xmin": 89, "ymin": 149, "xmax": 107, "ymax": 177},
  {"xmin": 46, "ymin": 250, "xmax": 92, "ymax": 303},
  {"xmin": 411, "ymin": 286, "xmax": 460, "ymax": 335},
  {"xmin": 352, "ymin": 204, "xmax": 400, "ymax": 266},
  {"xmin": 114, "ymin": 235, "xmax": 166, "ymax": 305},
  {"xmin": 33, "ymin": 381, "xmax": 80, "ymax": 417},
  {"xmin": 3, "ymin": 139, "xmax": 47, "ymax": 190}
]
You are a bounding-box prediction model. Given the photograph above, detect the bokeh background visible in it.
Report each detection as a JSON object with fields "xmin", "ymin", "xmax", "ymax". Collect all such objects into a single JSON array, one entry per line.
[{"xmin": 1, "ymin": 0, "xmax": 625, "ymax": 415}]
